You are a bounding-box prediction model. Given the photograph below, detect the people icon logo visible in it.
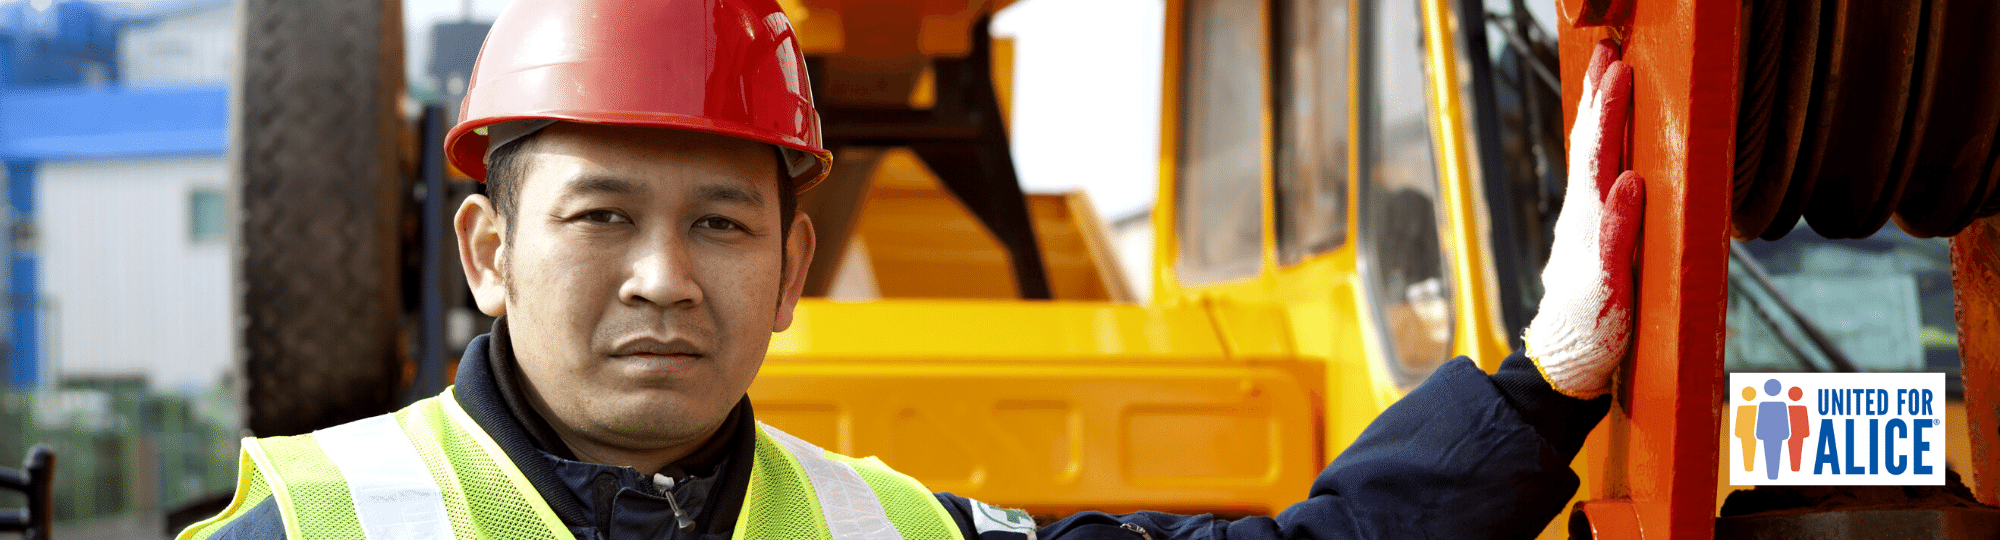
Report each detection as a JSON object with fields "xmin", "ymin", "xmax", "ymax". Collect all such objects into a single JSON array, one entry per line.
[{"xmin": 1728, "ymin": 373, "xmax": 1946, "ymax": 486}]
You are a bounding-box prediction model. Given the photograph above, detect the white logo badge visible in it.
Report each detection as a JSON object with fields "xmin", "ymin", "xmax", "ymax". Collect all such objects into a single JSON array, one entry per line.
[{"xmin": 1727, "ymin": 373, "xmax": 1946, "ymax": 486}]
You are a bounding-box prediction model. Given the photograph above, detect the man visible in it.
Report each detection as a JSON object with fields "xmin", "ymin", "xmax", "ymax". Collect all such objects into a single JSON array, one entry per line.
[{"xmin": 179, "ymin": 0, "xmax": 1643, "ymax": 538}]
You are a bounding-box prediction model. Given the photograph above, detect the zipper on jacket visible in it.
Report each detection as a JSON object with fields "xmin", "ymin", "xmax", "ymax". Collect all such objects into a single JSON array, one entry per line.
[
  {"xmin": 651, "ymin": 473, "xmax": 695, "ymax": 530},
  {"xmin": 1119, "ymin": 523, "xmax": 1153, "ymax": 540}
]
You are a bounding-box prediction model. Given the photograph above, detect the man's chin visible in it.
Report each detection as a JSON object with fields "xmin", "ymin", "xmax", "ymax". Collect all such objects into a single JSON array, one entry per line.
[{"xmin": 579, "ymin": 396, "xmax": 731, "ymax": 445}]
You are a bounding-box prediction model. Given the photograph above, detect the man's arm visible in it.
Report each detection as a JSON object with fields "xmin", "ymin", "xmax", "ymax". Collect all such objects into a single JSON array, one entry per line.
[{"xmin": 1248, "ymin": 351, "xmax": 1608, "ymax": 539}]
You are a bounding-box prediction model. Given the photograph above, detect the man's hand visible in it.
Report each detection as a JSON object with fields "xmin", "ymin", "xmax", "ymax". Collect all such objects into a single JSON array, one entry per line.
[{"xmin": 1525, "ymin": 40, "xmax": 1644, "ymax": 399}]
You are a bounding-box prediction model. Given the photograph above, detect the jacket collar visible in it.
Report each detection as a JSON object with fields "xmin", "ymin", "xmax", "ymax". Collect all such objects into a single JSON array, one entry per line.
[
  {"xmin": 482, "ymin": 317, "xmax": 574, "ymax": 459},
  {"xmin": 453, "ymin": 319, "xmax": 757, "ymax": 536}
]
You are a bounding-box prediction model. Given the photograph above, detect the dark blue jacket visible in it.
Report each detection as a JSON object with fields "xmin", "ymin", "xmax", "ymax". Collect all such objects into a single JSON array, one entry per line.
[{"xmin": 203, "ymin": 328, "xmax": 1607, "ymax": 540}]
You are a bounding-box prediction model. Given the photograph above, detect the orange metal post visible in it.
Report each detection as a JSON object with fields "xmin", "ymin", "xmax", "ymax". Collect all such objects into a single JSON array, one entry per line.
[
  {"xmin": 1559, "ymin": 0, "xmax": 1740, "ymax": 537},
  {"xmin": 1953, "ymin": 216, "xmax": 2000, "ymax": 506}
]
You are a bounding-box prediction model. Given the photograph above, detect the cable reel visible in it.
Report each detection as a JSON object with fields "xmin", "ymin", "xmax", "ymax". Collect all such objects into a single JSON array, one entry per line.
[{"xmin": 1730, "ymin": 0, "xmax": 2000, "ymax": 240}]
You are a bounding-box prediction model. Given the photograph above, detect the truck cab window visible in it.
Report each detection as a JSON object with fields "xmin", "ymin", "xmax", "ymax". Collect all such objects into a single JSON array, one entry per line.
[
  {"xmin": 1175, "ymin": 0, "xmax": 1266, "ymax": 285},
  {"xmin": 1275, "ymin": 0, "xmax": 1350, "ymax": 264}
]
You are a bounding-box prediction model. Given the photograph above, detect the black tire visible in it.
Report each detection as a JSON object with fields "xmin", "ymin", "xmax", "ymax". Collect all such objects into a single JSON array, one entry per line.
[{"xmin": 234, "ymin": 0, "xmax": 407, "ymax": 437}]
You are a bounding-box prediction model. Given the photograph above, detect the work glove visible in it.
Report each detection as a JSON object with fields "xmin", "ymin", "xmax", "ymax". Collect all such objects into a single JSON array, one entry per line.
[{"xmin": 1525, "ymin": 40, "xmax": 1645, "ymax": 399}]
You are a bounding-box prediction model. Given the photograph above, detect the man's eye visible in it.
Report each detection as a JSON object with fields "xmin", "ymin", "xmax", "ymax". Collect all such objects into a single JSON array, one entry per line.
[
  {"xmin": 697, "ymin": 217, "xmax": 742, "ymax": 231},
  {"xmin": 581, "ymin": 210, "xmax": 629, "ymax": 223}
]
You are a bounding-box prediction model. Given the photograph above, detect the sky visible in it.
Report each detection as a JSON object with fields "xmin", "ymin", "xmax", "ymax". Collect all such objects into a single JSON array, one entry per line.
[
  {"xmin": 397, "ymin": 0, "xmax": 1167, "ymax": 221},
  {"xmin": 991, "ymin": 0, "xmax": 1164, "ymax": 221}
]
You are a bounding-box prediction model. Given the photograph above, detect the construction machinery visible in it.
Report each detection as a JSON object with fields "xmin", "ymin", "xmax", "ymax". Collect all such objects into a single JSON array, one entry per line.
[
  {"xmin": 749, "ymin": 0, "xmax": 1567, "ymax": 523},
  {"xmin": 745, "ymin": 0, "xmax": 2000, "ymax": 538}
]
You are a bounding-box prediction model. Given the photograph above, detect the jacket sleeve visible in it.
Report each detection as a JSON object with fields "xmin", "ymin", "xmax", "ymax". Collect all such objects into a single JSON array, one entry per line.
[
  {"xmin": 183, "ymin": 497, "xmax": 287, "ymax": 540},
  {"xmin": 985, "ymin": 350, "xmax": 1609, "ymax": 540}
]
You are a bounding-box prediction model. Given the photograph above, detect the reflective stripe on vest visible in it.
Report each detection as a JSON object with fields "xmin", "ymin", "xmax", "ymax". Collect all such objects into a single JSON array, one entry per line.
[
  {"xmin": 759, "ymin": 423, "xmax": 900, "ymax": 540},
  {"xmin": 215, "ymin": 389, "xmax": 957, "ymax": 540},
  {"xmin": 316, "ymin": 415, "xmax": 454, "ymax": 540},
  {"xmin": 233, "ymin": 394, "xmax": 575, "ymax": 540}
]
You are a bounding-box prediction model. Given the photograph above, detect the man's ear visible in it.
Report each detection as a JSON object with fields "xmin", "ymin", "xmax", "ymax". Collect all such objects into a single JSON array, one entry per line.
[
  {"xmin": 773, "ymin": 212, "xmax": 816, "ymax": 332},
  {"xmin": 456, "ymin": 194, "xmax": 509, "ymax": 316}
]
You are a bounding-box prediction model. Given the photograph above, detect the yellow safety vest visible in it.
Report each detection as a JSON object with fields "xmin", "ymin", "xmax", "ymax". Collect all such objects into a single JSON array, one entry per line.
[{"xmin": 177, "ymin": 389, "xmax": 961, "ymax": 540}]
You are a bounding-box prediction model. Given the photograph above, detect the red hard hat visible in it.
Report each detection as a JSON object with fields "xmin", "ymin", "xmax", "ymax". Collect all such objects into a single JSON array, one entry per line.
[{"xmin": 445, "ymin": 0, "xmax": 831, "ymax": 192}]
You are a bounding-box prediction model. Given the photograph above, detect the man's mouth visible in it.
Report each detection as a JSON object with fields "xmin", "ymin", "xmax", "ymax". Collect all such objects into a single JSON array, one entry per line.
[
  {"xmin": 605, "ymin": 337, "xmax": 707, "ymax": 378},
  {"xmin": 610, "ymin": 337, "xmax": 705, "ymax": 359}
]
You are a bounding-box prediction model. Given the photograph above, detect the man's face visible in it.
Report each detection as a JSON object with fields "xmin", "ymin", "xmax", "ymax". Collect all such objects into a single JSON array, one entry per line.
[{"xmin": 456, "ymin": 122, "xmax": 813, "ymax": 454}]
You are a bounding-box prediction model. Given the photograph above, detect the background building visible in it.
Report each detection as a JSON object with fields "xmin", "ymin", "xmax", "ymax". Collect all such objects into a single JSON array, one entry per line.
[{"xmin": 0, "ymin": 0, "xmax": 236, "ymax": 536}]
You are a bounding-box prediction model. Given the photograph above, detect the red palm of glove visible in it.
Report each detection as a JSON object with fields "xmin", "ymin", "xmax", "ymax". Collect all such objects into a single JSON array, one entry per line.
[{"xmin": 1526, "ymin": 41, "xmax": 1645, "ymax": 399}]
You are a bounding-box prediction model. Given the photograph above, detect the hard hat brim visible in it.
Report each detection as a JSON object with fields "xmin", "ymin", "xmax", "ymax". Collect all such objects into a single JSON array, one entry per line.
[{"xmin": 447, "ymin": 112, "xmax": 832, "ymax": 193}]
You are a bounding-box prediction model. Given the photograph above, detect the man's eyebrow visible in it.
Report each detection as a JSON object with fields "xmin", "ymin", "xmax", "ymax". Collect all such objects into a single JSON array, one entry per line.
[
  {"xmin": 557, "ymin": 175, "xmax": 642, "ymax": 197},
  {"xmin": 698, "ymin": 182, "xmax": 765, "ymax": 208}
]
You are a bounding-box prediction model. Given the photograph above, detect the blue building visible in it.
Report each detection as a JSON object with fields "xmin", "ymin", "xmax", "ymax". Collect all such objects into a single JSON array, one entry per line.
[
  {"xmin": 0, "ymin": 0, "xmax": 118, "ymax": 87},
  {"xmin": 0, "ymin": 2, "xmax": 240, "ymax": 534},
  {"xmin": 0, "ymin": 0, "xmax": 231, "ymax": 390}
]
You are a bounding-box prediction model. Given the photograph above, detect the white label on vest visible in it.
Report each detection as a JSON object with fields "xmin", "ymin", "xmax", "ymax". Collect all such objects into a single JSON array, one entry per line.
[
  {"xmin": 968, "ymin": 499, "xmax": 1036, "ymax": 539},
  {"xmin": 761, "ymin": 423, "xmax": 901, "ymax": 540},
  {"xmin": 318, "ymin": 414, "xmax": 455, "ymax": 540}
]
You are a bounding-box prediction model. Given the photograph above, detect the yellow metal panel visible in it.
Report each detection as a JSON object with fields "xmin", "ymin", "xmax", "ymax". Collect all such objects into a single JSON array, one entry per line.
[
  {"xmin": 991, "ymin": 37, "xmax": 1014, "ymax": 123},
  {"xmin": 839, "ymin": 150, "xmax": 1130, "ymax": 301},
  {"xmin": 763, "ymin": 299, "xmax": 1324, "ymax": 514},
  {"xmin": 1204, "ymin": 297, "xmax": 1295, "ymax": 359},
  {"xmin": 778, "ymin": 0, "xmax": 1018, "ymax": 57},
  {"xmin": 847, "ymin": 150, "xmax": 1018, "ymax": 299},
  {"xmin": 772, "ymin": 300, "xmax": 1227, "ymax": 359},
  {"xmin": 754, "ymin": 345, "xmax": 1323, "ymax": 515},
  {"xmin": 776, "ymin": 0, "xmax": 845, "ymax": 53},
  {"xmin": 1270, "ymin": 249, "xmax": 1403, "ymax": 449},
  {"xmin": 1028, "ymin": 193, "xmax": 1134, "ymax": 302}
]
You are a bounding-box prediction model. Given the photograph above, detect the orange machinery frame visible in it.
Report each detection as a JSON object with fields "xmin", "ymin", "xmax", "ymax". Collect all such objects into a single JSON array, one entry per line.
[{"xmin": 1554, "ymin": 1, "xmax": 2000, "ymax": 538}]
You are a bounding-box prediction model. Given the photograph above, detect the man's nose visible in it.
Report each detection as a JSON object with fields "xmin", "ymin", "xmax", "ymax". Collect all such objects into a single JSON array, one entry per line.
[{"xmin": 620, "ymin": 233, "xmax": 702, "ymax": 308}]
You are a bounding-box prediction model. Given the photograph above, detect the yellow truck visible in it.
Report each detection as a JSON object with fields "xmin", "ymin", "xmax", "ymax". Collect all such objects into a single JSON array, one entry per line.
[{"xmin": 753, "ymin": 0, "xmax": 1569, "ymax": 522}]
